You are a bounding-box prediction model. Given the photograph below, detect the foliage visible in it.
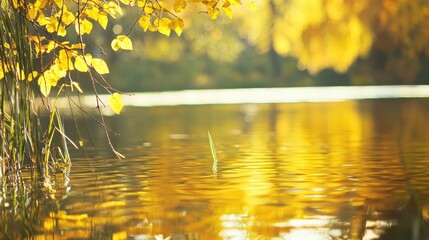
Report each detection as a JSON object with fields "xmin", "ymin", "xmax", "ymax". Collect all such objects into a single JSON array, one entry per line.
[
  {"xmin": 235, "ymin": 0, "xmax": 429, "ymax": 78},
  {"xmin": 0, "ymin": 0, "xmax": 244, "ymax": 212},
  {"xmin": 2, "ymin": 0, "xmax": 243, "ymax": 106}
]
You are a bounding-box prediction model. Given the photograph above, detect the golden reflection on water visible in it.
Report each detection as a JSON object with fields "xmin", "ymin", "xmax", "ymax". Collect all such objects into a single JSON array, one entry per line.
[{"xmin": 27, "ymin": 99, "xmax": 429, "ymax": 239}]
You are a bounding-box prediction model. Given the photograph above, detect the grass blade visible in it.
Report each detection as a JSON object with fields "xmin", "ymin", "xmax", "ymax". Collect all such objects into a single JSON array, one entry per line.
[{"xmin": 208, "ymin": 131, "xmax": 218, "ymax": 173}]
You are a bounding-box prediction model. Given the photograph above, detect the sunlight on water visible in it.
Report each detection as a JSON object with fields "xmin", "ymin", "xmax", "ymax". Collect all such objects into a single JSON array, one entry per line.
[{"xmin": 5, "ymin": 98, "xmax": 429, "ymax": 239}]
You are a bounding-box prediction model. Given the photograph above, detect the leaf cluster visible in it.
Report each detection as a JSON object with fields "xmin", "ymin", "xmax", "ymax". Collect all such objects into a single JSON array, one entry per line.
[{"xmin": 2, "ymin": 0, "xmax": 241, "ymax": 114}]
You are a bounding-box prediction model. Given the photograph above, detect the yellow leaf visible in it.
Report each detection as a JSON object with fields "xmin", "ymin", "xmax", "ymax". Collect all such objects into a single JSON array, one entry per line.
[
  {"xmin": 245, "ymin": 1, "xmax": 256, "ymax": 10},
  {"xmin": 74, "ymin": 55, "xmax": 88, "ymax": 72},
  {"xmin": 159, "ymin": 1, "xmax": 171, "ymax": 11},
  {"xmin": 155, "ymin": 17, "xmax": 171, "ymax": 36},
  {"xmin": 169, "ymin": 18, "xmax": 184, "ymax": 36},
  {"xmin": 58, "ymin": 49, "xmax": 74, "ymax": 71},
  {"xmin": 75, "ymin": 18, "xmax": 93, "ymax": 35},
  {"xmin": 111, "ymin": 39, "xmax": 120, "ymax": 51},
  {"xmin": 45, "ymin": 16, "xmax": 59, "ymax": 33},
  {"xmin": 61, "ymin": 7, "xmax": 75, "ymax": 25},
  {"xmin": 104, "ymin": 1, "xmax": 123, "ymax": 18},
  {"xmin": 53, "ymin": 0, "xmax": 63, "ymax": 7},
  {"xmin": 138, "ymin": 15, "xmax": 150, "ymax": 31},
  {"xmin": 148, "ymin": 24, "xmax": 157, "ymax": 32},
  {"xmin": 27, "ymin": 71, "xmax": 38, "ymax": 81},
  {"xmin": 26, "ymin": 3, "xmax": 38, "ymax": 20},
  {"xmin": 85, "ymin": 7, "xmax": 99, "ymax": 20},
  {"xmin": 111, "ymin": 35, "xmax": 133, "ymax": 51},
  {"xmin": 108, "ymin": 92, "xmax": 123, "ymax": 114},
  {"xmin": 98, "ymin": 12, "xmax": 108, "ymax": 29},
  {"xmin": 173, "ymin": 0, "xmax": 186, "ymax": 13},
  {"xmin": 144, "ymin": 5, "xmax": 155, "ymax": 14},
  {"xmin": 57, "ymin": 24, "xmax": 67, "ymax": 36},
  {"xmin": 137, "ymin": 0, "xmax": 145, "ymax": 7},
  {"xmin": 38, "ymin": 75, "xmax": 52, "ymax": 97},
  {"xmin": 222, "ymin": 4, "xmax": 232, "ymax": 19},
  {"xmin": 70, "ymin": 43, "xmax": 86, "ymax": 49},
  {"xmin": 208, "ymin": 7, "xmax": 220, "ymax": 19},
  {"xmin": 91, "ymin": 58, "xmax": 109, "ymax": 74},
  {"xmin": 207, "ymin": 0, "xmax": 217, "ymax": 7},
  {"xmin": 119, "ymin": 0, "xmax": 134, "ymax": 5},
  {"xmin": 45, "ymin": 41, "xmax": 55, "ymax": 53},
  {"xmin": 0, "ymin": 63, "xmax": 4, "ymax": 80}
]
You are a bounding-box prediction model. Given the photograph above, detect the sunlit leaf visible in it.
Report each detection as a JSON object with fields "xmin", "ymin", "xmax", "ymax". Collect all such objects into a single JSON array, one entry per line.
[
  {"xmin": 207, "ymin": 0, "xmax": 217, "ymax": 7},
  {"xmin": 159, "ymin": 1, "xmax": 171, "ymax": 11},
  {"xmin": 155, "ymin": 17, "xmax": 171, "ymax": 36},
  {"xmin": 27, "ymin": 71, "xmax": 38, "ymax": 81},
  {"xmin": 173, "ymin": 0, "xmax": 186, "ymax": 12},
  {"xmin": 91, "ymin": 58, "xmax": 109, "ymax": 74},
  {"xmin": 57, "ymin": 24, "xmax": 67, "ymax": 36},
  {"xmin": 0, "ymin": 65, "xmax": 4, "ymax": 80},
  {"xmin": 169, "ymin": 18, "xmax": 184, "ymax": 36},
  {"xmin": 119, "ymin": 0, "xmax": 134, "ymax": 6},
  {"xmin": 144, "ymin": 4, "xmax": 155, "ymax": 14},
  {"xmin": 70, "ymin": 43, "xmax": 86, "ymax": 50},
  {"xmin": 108, "ymin": 92, "xmax": 123, "ymax": 114},
  {"xmin": 74, "ymin": 56, "xmax": 88, "ymax": 72},
  {"xmin": 222, "ymin": 3, "xmax": 232, "ymax": 19},
  {"xmin": 98, "ymin": 12, "xmax": 108, "ymax": 29},
  {"xmin": 137, "ymin": 0, "xmax": 145, "ymax": 7},
  {"xmin": 111, "ymin": 39, "xmax": 120, "ymax": 51},
  {"xmin": 148, "ymin": 24, "xmax": 158, "ymax": 32},
  {"xmin": 45, "ymin": 16, "xmax": 59, "ymax": 33},
  {"xmin": 38, "ymin": 76, "xmax": 52, "ymax": 97},
  {"xmin": 85, "ymin": 7, "xmax": 99, "ymax": 20},
  {"xmin": 53, "ymin": 0, "xmax": 63, "ymax": 7},
  {"xmin": 45, "ymin": 41, "xmax": 57, "ymax": 53},
  {"xmin": 104, "ymin": 1, "xmax": 123, "ymax": 18},
  {"xmin": 75, "ymin": 18, "xmax": 93, "ymax": 35},
  {"xmin": 245, "ymin": 1, "xmax": 256, "ymax": 10},
  {"xmin": 61, "ymin": 7, "xmax": 75, "ymax": 25},
  {"xmin": 111, "ymin": 35, "xmax": 133, "ymax": 51},
  {"xmin": 208, "ymin": 7, "xmax": 220, "ymax": 19},
  {"xmin": 26, "ymin": 3, "xmax": 38, "ymax": 20},
  {"xmin": 138, "ymin": 15, "xmax": 150, "ymax": 31},
  {"xmin": 58, "ymin": 49, "xmax": 74, "ymax": 71}
]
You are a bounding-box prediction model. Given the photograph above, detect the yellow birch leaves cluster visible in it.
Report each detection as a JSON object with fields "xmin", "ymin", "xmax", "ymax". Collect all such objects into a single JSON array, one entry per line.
[{"xmin": 2, "ymin": 0, "xmax": 239, "ymax": 114}]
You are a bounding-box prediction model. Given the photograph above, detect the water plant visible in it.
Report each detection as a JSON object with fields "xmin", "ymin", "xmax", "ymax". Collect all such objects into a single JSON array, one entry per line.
[{"xmin": 208, "ymin": 131, "xmax": 218, "ymax": 174}]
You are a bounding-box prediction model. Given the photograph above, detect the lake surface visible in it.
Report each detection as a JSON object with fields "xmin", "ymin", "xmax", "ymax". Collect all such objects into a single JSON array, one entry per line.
[{"xmin": 4, "ymin": 98, "xmax": 429, "ymax": 239}]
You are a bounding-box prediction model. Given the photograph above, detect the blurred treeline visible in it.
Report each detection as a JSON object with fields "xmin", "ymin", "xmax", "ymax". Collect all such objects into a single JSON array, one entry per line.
[{"xmin": 81, "ymin": 0, "xmax": 429, "ymax": 92}]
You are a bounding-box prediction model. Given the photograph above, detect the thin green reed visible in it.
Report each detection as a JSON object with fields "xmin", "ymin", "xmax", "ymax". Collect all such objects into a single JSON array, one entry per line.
[
  {"xmin": 0, "ymin": 0, "xmax": 70, "ymax": 204},
  {"xmin": 208, "ymin": 131, "xmax": 218, "ymax": 174}
]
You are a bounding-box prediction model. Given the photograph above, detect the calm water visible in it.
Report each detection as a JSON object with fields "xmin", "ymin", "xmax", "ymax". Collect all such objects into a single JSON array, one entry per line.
[{"xmin": 4, "ymin": 99, "xmax": 429, "ymax": 239}]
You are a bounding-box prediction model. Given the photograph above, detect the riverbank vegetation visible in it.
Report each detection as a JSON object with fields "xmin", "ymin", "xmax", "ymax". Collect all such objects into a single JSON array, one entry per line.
[{"xmin": 0, "ymin": 0, "xmax": 239, "ymax": 215}]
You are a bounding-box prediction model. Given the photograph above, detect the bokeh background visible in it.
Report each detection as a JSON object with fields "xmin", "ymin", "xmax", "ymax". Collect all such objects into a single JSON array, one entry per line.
[{"xmin": 81, "ymin": 0, "xmax": 429, "ymax": 91}]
